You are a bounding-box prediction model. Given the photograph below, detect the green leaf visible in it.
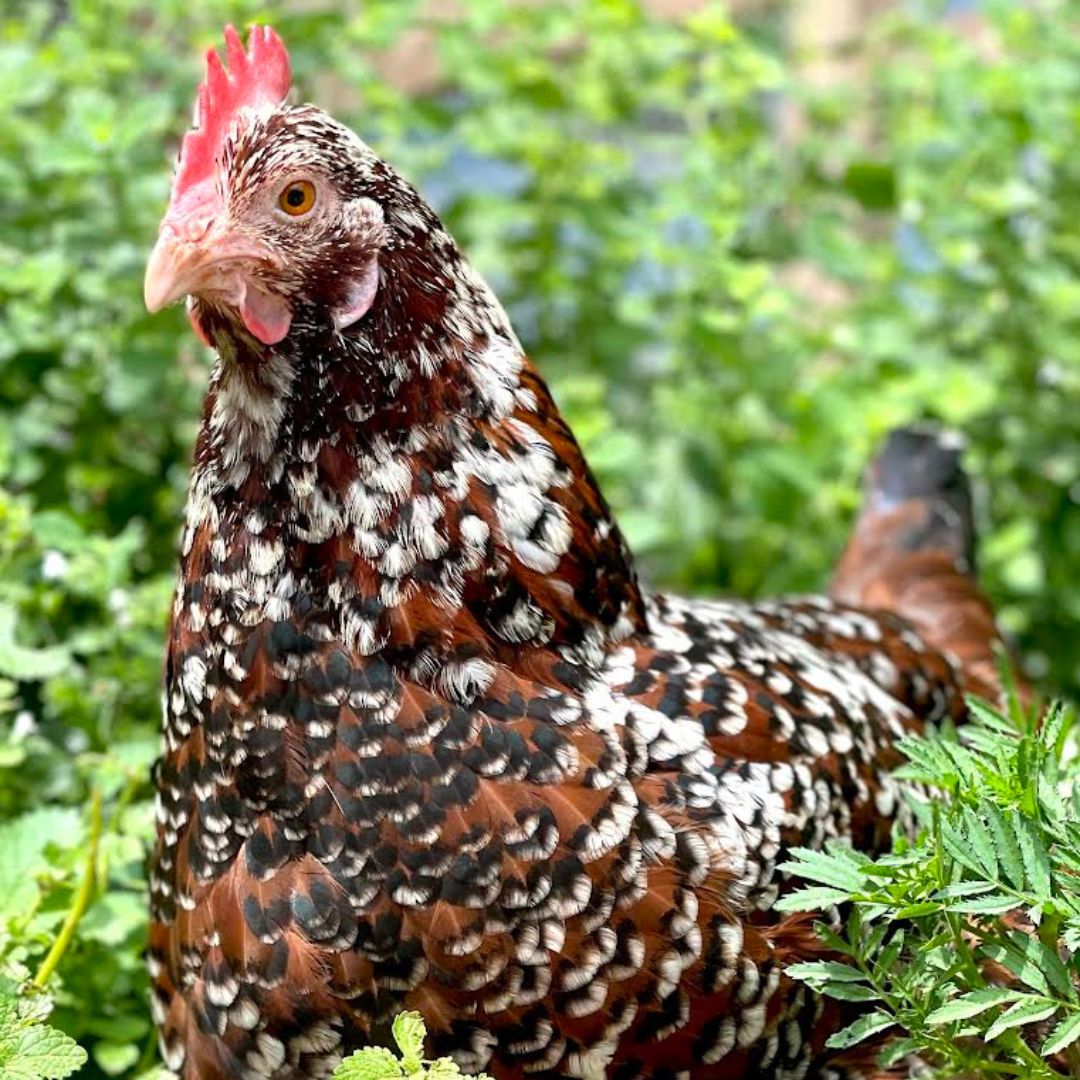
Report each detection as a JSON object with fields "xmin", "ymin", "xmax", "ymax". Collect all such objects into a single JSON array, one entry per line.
[
  {"xmin": 0, "ymin": 808, "xmax": 82, "ymax": 921},
  {"xmin": 843, "ymin": 161, "xmax": 897, "ymax": 210},
  {"xmin": 422, "ymin": 1062, "xmax": 465, "ymax": 1079},
  {"xmin": 1015, "ymin": 818, "xmax": 1052, "ymax": 900},
  {"xmin": 784, "ymin": 961, "xmax": 867, "ymax": 985},
  {"xmin": 939, "ymin": 817, "xmax": 989, "ymax": 879},
  {"xmin": 932, "ymin": 882, "xmax": 997, "ymax": 900},
  {"xmin": 0, "ymin": 1024, "xmax": 87, "ymax": 1080},
  {"xmin": 879, "ymin": 1036, "xmax": 922, "ymax": 1068},
  {"xmin": 967, "ymin": 699, "xmax": 1015, "ymax": 734},
  {"xmin": 774, "ymin": 886, "xmax": 852, "ymax": 913},
  {"xmin": 985, "ymin": 805, "xmax": 1026, "ymax": 891},
  {"xmin": 818, "ymin": 983, "xmax": 880, "ymax": 1003},
  {"xmin": 0, "ymin": 605, "xmax": 69, "ymax": 682},
  {"xmin": 824, "ymin": 1010, "xmax": 894, "ymax": 1050},
  {"xmin": 966, "ymin": 698, "xmax": 1017, "ymax": 735},
  {"xmin": 960, "ymin": 806, "xmax": 998, "ymax": 879},
  {"xmin": 1042, "ymin": 1011, "xmax": 1080, "ymax": 1056},
  {"xmin": 778, "ymin": 847, "xmax": 868, "ymax": 892},
  {"xmin": 984, "ymin": 998, "xmax": 1059, "ymax": 1042},
  {"xmin": 946, "ymin": 893, "xmax": 1019, "ymax": 915},
  {"xmin": 894, "ymin": 901, "xmax": 941, "ymax": 919},
  {"xmin": 91, "ymin": 1042, "xmax": 139, "ymax": 1076},
  {"xmin": 332, "ymin": 1048, "xmax": 404, "ymax": 1080},
  {"xmin": 873, "ymin": 928, "xmax": 905, "ymax": 977},
  {"xmin": 978, "ymin": 939, "xmax": 1050, "ymax": 996},
  {"xmin": 926, "ymin": 988, "xmax": 1024, "ymax": 1025},
  {"xmin": 391, "ymin": 1013, "xmax": 426, "ymax": 1071},
  {"xmin": 997, "ymin": 931, "xmax": 1074, "ymax": 1000}
]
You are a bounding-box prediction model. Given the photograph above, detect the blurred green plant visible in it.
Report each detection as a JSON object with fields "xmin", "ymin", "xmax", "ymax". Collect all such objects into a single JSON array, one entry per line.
[{"xmin": 0, "ymin": 0, "xmax": 1076, "ymax": 1076}]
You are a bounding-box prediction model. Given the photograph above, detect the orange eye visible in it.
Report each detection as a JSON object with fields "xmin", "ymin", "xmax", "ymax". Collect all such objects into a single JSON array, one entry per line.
[{"xmin": 278, "ymin": 180, "xmax": 316, "ymax": 216}]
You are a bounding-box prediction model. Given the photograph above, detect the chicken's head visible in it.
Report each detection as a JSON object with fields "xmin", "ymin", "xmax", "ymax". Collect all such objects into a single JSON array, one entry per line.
[{"xmin": 144, "ymin": 26, "xmax": 390, "ymax": 347}]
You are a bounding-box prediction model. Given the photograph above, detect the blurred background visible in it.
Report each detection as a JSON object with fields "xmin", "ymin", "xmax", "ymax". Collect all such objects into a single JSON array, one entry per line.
[{"xmin": 1, "ymin": 1, "xmax": 1079, "ymax": 1075}]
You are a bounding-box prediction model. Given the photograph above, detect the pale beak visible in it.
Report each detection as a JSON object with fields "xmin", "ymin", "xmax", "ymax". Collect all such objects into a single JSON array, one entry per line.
[
  {"xmin": 144, "ymin": 220, "xmax": 274, "ymax": 313},
  {"xmin": 144, "ymin": 226, "xmax": 208, "ymax": 312},
  {"xmin": 146, "ymin": 180, "xmax": 293, "ymax": 345}
]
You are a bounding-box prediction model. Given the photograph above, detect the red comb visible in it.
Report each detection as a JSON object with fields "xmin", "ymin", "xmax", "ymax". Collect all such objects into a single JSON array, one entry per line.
[{"xmin": 172, "ymin": 25, "xmax": 291, "ymax": 200}]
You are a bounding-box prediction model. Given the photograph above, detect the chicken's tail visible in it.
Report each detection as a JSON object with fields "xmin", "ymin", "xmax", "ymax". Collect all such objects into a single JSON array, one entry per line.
[{"xmin": 831, "ymin": 425, "xmax": 1002, "ymax": 699}]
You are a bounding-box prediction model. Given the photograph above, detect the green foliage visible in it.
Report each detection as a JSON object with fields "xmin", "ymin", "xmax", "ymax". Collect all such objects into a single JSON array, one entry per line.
[
  {"xmin": 0, "ymin": 993, "xmax": 87, "ymax": 1080},
  {"xmin": 780, "ymin": 694, "xmax": 1080, "ymax": 1076},
  {"xmin": 333, "ymin": 1013, "xmax": 491, "ymax": 1080},
  {"xmin": 0, "ymin": 0, "xmax": 1075, "ymax": 1077},
  {"xmin": 788, "ymin": 1, "xmax": 1080, "ymax": 693}
]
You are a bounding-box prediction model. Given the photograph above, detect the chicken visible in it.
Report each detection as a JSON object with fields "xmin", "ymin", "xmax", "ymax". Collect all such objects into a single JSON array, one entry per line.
[{"xmin": 143, "ymin": 26, "xmax": 1005, "ymax": 1080}]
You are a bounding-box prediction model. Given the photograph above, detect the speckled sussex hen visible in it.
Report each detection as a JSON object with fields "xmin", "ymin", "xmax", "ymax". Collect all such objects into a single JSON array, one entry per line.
[{"xmin": 143, "ymin": 26, "xmax": 1005, "ymax": 1080}]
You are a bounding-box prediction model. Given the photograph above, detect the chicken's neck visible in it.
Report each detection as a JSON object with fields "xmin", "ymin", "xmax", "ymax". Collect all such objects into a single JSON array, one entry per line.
[{"xmin": 177, "ymin": 291, "xmax": 648, "ymax": 713}]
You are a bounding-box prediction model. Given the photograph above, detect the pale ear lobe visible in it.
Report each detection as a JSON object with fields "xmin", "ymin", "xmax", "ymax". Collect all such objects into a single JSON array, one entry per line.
[{"xmin": 333, "ymin": 256, "xmax": 380, "ymax": 331}]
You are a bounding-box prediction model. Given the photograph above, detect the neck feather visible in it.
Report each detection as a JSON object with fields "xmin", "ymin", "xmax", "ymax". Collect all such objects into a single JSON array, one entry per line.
[{"xmin": 180, "ymin": 256, "xmax": 646, "ymax": 677}]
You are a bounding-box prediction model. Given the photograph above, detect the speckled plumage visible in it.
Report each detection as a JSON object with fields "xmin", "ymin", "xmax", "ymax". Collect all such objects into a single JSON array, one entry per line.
[{"xmin": 147, "ymin": 28, "xmax": 1003, "ymax": 1080}]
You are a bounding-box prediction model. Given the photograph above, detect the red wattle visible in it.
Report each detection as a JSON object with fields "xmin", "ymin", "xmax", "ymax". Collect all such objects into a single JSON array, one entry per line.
[{"xmin": 239, "ymin": 283, "xmax": 293, "ymax": 345}]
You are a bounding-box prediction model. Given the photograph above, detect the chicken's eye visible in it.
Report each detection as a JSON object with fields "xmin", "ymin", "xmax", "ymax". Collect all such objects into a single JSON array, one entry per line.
[{"xmin": 278, "ymin": 180, "xmax": 316, "ymax": 216}]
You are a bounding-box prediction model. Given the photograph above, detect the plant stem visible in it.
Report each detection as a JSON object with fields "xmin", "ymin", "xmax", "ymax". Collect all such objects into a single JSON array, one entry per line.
[{"xmin": 33, "ymin": 789, "xmax": 101, "ymax": 988}]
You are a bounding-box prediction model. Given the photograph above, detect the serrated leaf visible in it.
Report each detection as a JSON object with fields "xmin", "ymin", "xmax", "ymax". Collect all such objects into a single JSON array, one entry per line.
[
  {"xmin": 985, "ymin": 805, "xmax": 1026, "ymax": 891},
  {"xmin": 939, "ymin": 817, "xmax": 988, "ymax": 879},
  {"xmin": 978, "ymin": 938, "xmax": 1050, "ymax": 996},
  {"xmin": 810, "ymin": 922, "xmax": 851, "ymax": 956},
  {"xmin": 778, "ymin": 847, "xmax": 867, "ymax": 891},
  {"xmin": 1027, "ymin": 937, "xmax": 1074, "ymax": 1001},
  {"xmin": 966, "ymin": 697, "xmax": 1016, "ymax": 735},
  {"xmin": 942, "ymin": 739, "xmax": 984, "ymax": 782},
  {"xmin": 1042, "ymin": 1011, "xmax": 1080, "ymax": 1056},
  {"xmin": 933, "ymin": 882, "xmax": 997, "ymax": 900},
  {"xmin": 1015, "ymin": 818, "xmax": 1052, "ymax": 900},
  {"xmin": 985, "ymin": 998, "xmax": 1058, "ymax": 1042},
  {"xmin": 333, "ymin": 1048, "xmax": 404, "ymax": 1080},
  {"xmin": 824, "ymin": 1010, "xmax": 894, "ymax": 1050},
  {"xmin": 1055, "ymin": 846, "xmax": 1080, "ymax": 880},
  {"xmin": 784, "ymin": 961, "xmax": 867, "ymax": 985},
  {"xmin": 423, "ymin": 1061, "xmax": 465, "ymax": 1078},
  {"xmin": 897, "ymin": 734, "xmax": 960, "ymax": 788},
  {"xmin": 390, "ymin": 1013, "xmax": 425, "ymax": 1070},
  {"xmin": 894, "ymin": 901, "xmax": 941, "ymax": 919},
  {"xmin": 879, "ymin": 1035, "xmax": 922, "ymax": 1068},
  {"xmin": 863, "ymin": 921, "xmax": 888, "ymax": 958},
  {"xmin": 2, "ymin": 1025, "xmax": 88, "ymax": 1080},
  {"xmin": 1039, "ymin": 774, "xmax": 1067, "ymax": 827},
  {"xmin": 947, "ymin": 893, "xmax": 1019, "ymax": 915},
  {"xmin": 926, "ymin": 988, "xmax": 1024, "ymax": 1024},
  {"xmin": 962, "ymin": 806, "xmax": 997, "ymax": 877},
  {"xmin": 819, "ymin": 983, "xmax": 880, "ymax": 1003},
  {"xmin": 0, "ymin": 996, "xmax": 17, "ymax": 1036},
  {"xmin": 994, "ymin": 930, "xmax": 1075, "ymax": 1000},
  {"xmin": 774, "ymin": 886, "xmax": 851, "ymax": 912}
]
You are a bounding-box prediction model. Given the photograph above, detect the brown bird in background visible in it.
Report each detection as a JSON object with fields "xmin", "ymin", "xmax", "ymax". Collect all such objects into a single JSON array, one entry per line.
[{"xmin": 143, "ymin": 26, "xmax": 1006, "ymax": 1080}]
